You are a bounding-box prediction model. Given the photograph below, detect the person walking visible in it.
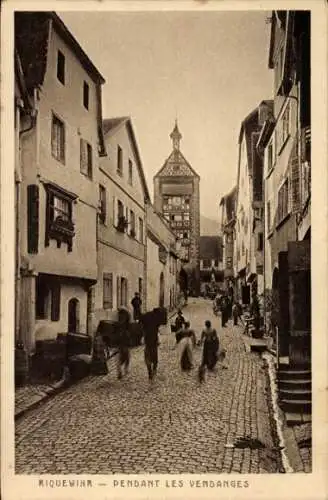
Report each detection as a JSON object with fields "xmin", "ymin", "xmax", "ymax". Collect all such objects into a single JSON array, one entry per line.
[
  {"xmin": 131, "ymin": 292, "xmax": 142, "ymax": 321},
  {"xmin": 140, "ymin": 310, "xmax": 161, "ymax": 381},
  {"xmin": 175, "ymin": 309, "xmax": 186, "ymax": 343},
  {"xmin": 91, "ymin": 330, "xmax": 108, "ymax": 375},
  {"xmin": 198, "ymin": 320, "xmax": 219, "ymax": 382},
  {"xmin": 116, "ymin": 308, "xmax": 131, "ymax": 380},
  {"xmin": 232, "ymin": 301, "xmax": 244, "ymax": 326},
  {"xmin": 220, "ymin": 295, "xmax": 229, "ymax": 327},
  {"xmin": 178, "ymin": 321, "xmax": 196, "ymax": 371}
]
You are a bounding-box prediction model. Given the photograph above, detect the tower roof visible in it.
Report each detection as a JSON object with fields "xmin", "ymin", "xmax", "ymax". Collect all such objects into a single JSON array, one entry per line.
[{"xmin": 154, "ymin": 122, "xmax": 200, "ymax": 179}]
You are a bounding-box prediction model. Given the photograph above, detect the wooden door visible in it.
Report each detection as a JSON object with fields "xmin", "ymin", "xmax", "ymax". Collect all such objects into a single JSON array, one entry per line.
[{"xmin": 288, "ymin": 240, "xmax": 311, "ymax": 367}]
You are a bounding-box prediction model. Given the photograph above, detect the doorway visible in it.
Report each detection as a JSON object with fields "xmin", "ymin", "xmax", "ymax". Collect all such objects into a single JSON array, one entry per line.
[{"xmin": 68, "ymin": 298, "xmax": 80, "ymax": 333}]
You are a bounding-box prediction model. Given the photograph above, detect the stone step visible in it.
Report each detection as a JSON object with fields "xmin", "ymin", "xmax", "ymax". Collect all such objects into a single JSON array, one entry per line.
[
  {"xmin": 278, "ymin": 378, "xmax": 312, "ymax": 390},
  {"xmin": 285, "ymin": 412, "xmax": 312, "ymax": 426},
  {"xmin": 280, "ymin": 399, "xmax": 312, "ymax": 413},
  {"xmin": 278, "ymin": 369, "xmax": 311, "ymax": 380},
  {"xmin": 279, "ymin": 388, "xmax": 312, "ymax": 400}
]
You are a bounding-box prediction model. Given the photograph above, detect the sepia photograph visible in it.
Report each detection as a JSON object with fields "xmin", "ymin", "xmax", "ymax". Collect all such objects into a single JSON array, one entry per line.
[{"xmin": 1, "ymin": 1, "xmax": 327, "ymax": 498}]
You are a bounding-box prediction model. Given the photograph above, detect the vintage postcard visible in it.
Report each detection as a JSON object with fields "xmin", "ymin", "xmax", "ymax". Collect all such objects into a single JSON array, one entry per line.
[{"xmin": 1, "ymin": 0, "xmax": 327, "ymax": 499}]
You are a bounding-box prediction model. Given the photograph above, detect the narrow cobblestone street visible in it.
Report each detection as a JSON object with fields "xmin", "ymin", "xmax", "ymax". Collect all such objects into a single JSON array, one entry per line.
[{"xmin": 15, "ymin": 299, "xmax": 282, "ymax": 474}]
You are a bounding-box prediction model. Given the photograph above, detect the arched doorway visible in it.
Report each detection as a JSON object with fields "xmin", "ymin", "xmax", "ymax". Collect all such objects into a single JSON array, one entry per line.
[
  {"xmin": 159, "ymin": 272, "xmax": 165, "ymax": 307},
  {"xmin": 68, "ymin": 298, "xmax": 80, "ymax": 333}
]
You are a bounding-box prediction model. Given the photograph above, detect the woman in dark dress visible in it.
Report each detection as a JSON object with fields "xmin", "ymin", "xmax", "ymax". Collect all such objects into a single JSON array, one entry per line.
[
  {"xmin": 175, "ymin": 310, "xmax": 186, "ymax": 344},
  {"xmin": 198, "ymin": 320, "xmax": 219, "ymax": 381}
]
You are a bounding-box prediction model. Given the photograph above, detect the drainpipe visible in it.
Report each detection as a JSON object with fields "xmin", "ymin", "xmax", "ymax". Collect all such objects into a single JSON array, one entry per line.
[{"xmin": 16, "ymin": 100, "xmax": 37, "ymax": 344}]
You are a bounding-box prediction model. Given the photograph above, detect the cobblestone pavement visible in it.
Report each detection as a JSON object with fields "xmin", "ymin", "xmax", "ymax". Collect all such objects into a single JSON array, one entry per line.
[
  {"xmin": 15, "ymin": 298, "xmax": 283, "ymax": 474},
  {"xmin": 290, "ymin": 423, "xmax": 312, "ymax": 473}
]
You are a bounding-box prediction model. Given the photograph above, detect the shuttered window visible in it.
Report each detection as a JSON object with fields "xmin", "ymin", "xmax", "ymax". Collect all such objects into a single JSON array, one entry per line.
[
  {"xmin": 103, "ymin": 273, "xmax": 113, "ymax": 310},
  {"xmin": 51, "ymin": 283, "xmax": 61, "ymax": 321},
  {"xmin": 117, "ymin": 146, "xmax": 123, "ymax": 176},
  {"xmin": 99, "ymin": 185, "xmax": 107, "ymax": 224},
  {"xmin": 51, "ymin": 114, "xmax": 65, "ymax": 163},
  {"xmin": 118, "ymin": 200, "xmax": 124, "ymax": 220},
  {"xmin": 129, "ymin": 210, "xmax": 136, "ymax": 237},
  {"xmin": 80, "ymin": 139, "xmax": 92, "ymax": 178},
  {"xmin": 27, "ymin": 184, "xmax": 39, "ymax": 254},
  {"xmin": 121, "ymin": 277, "xmax": 128, "ymax": 306},
  {"xmin": 282, "ymin": 104, "xmax": 290, "ymax": 144},
  {"xmin": 138, "ymin": 217, "xmax": 144, "ymax": 243},
  {"xmin": 128, "ymin": 160, "xmax": 133, "ymax": 185},
  {"xmin": 289, "ymin": 136, "xmax": 300, "ymax": 213},
  {"xmin": 277, "ymin": 180, "xmax": 289, "ymax": 224},
  {"xmin": 116, "ymin": 276, "xmax": 121, "ymax": 308}
]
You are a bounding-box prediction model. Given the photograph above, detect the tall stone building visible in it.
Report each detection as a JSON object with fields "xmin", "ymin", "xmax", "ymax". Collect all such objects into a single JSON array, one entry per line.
[{"xmin": 153, "ymin": 122, "xmax": 200, "ymax": 295}]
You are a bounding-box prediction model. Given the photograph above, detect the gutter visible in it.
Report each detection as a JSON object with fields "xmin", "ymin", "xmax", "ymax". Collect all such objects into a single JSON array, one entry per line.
[{"xmin": 262, "ymin": 352, "xmax": 294, "ymax": 472}]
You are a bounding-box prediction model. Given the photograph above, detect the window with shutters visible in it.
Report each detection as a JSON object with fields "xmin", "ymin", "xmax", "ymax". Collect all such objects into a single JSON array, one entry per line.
[
  {"xmin": 128, "ymin": 160, "xmax": 133, "ymax": 185},
  {"xmin": 282, "ymin": 103, "xmax": 290, "ymax": 145},
  {"xmin": 118, "ymin": 200, "xmax": 124, "ymax": 219},
  {"xmin": 274, "ymin": 44, "xmax": 284, "ymax": 94},
  {"xmin": 117, "ymin": 145, "xmax": 123, "ymax": 176},
  {"xmin": 116, "ymin": 276, "xmax": 121, "ymax": 308},
  {"xmin": 288, "ymin": 135, "xmax": 301, "ymax": 213},
  {"xmin": 57, "ymin": 50, "xmax": 65, "ymax": 85},
  {"xmin": 99, "ymin": 185, "xmax": 106, "ymax": 224},
  {"xmin": 83, "ymin": 81, "xmax": 89, "ymax": 110},
  {"xmin": 35, "ymin": 276, "xmax": 50, "ymax": 319},
  {"xmin": 129, "ymin": 210, "xmax": 136, "ymax": 237},
  {"xmin": 80, "ymin": 139, "xmax": 92, "ymax": 178},
  {"xmin": 103, "ymin": 273, "xmax": 113, "ymax": 309},
  {"xmin": 35, "ymin": 276, "xmax": 60, "ymax": 321},
  {"xmin": 51, "ymin": 114, "xmax": 65, "ymax": 163},
  {"xmin": 120, "ymin": 277, "xmax": 128, "ymax": 306},
  {"xmin": 51, "ymin": 283, "xmax": 61, "ymax": 321},
  {"xmin": 27, "ymin": 184, "xmax": 39, "ymax": 254},
  {"xmin": 277, "ymin": 180, "xmax": 289, "ymax": 225},
  {"xmin": 139, "ymin": 217, "xmax": 144, "ymax": 243},
  {"xmin": 115, "ymin": 199, "xmax": 127, "ymax": 232}
]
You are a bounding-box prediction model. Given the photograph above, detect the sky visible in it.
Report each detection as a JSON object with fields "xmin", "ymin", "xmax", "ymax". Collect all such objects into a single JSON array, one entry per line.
[{"xmin": 60, "ymin": 10, "xmax": 273, "ymax": 220}]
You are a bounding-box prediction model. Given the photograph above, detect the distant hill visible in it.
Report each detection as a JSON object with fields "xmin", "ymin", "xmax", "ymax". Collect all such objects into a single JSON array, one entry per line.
[{"xmin": 200, "ymin": 214, "xmax": 219, "ymax": 236}]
